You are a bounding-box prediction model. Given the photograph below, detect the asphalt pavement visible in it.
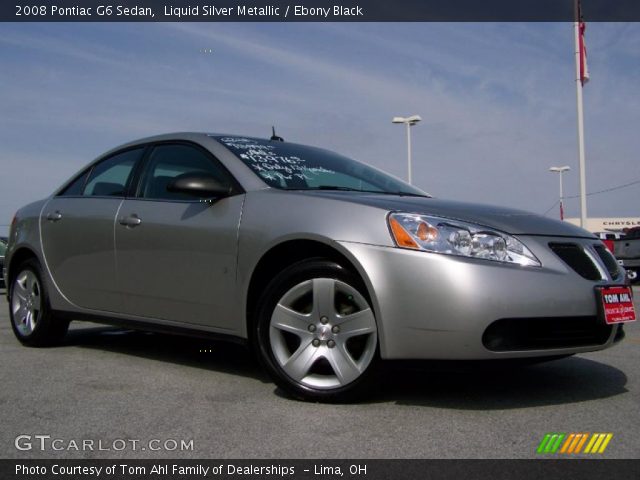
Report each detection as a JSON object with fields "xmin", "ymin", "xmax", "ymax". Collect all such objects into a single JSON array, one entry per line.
[{"xmin": 1, "ymin": 288, "xmax": 638, "ymax": 459}]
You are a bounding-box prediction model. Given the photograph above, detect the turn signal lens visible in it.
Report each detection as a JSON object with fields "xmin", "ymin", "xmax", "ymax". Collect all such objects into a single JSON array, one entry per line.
[
  {"xmin": 417, "ymin": 222, "xmax": 438, "ymax": 242},
  {"xmin": 389, "ymin": 217, "xmax": 419, "ymax": 249}
]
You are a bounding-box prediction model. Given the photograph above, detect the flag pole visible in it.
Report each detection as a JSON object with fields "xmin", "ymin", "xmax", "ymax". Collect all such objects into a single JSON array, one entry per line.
[
  {"xmin": 559, "ymin": 169, "xmax": 565, "ymax": 220},
  {"xmin": 574, "ymin": 0, "xmax": 588, "ymax": 228}
]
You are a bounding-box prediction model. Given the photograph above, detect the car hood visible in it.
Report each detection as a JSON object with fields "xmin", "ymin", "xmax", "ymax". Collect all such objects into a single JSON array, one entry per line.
[{"xmin": 303, "ymin": 191, "xmax": 595, "ymax": 238}]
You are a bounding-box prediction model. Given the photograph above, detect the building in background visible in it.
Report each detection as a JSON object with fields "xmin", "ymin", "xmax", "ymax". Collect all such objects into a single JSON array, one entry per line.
[{"xmin": 565, "ymin": 217, "xmax": 640, "ymax": 233}]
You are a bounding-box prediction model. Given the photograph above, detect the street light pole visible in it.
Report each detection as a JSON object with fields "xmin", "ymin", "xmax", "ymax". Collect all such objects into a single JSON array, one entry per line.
[
  {"xmin": 406, "ymin": 122, "xmax": 412, "ymax": 185},
  {"xmin": 549, "ymin": 166, "xmax": 571, "ymax": 221},
  {"xmin": 392, "ymin": 115, "xmax": 421, "ymax": 184}
]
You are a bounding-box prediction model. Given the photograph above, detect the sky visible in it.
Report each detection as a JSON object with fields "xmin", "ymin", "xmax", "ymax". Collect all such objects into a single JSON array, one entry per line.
[{"xmin": 1, "ymin": 22, "xmax": 639, "ymax": 235}]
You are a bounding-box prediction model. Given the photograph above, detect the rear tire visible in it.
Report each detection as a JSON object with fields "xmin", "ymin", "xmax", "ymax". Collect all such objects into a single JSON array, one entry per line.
[
  {"xmin": 9, "ymin": 258, "xmax": 69, "ymax": 347},
  {"xmin": 253, "ymin": 259, "xmax": 379, "ymax": 402}
]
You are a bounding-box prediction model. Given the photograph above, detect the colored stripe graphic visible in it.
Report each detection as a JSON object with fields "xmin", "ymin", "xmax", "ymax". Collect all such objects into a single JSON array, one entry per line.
[
  {"xmin": 538, "ymin": 433, "xmax": 613, "ymax": 454},
  {"xmin": 544, "ymin": 434, "xmax": 558, "ymax": 453},
  {"xmin": 584, "ymin": 434, "xmax": 599, "ymax": 453},
  {"xmin": 550, "ymin": 434, "xmax": 565, "ymax": 453},
  {"xmin": 537, "ymin": 434, "xmax": 552, "ymax": 453},
  {"xmin": 567, "ymin": 433, "xmax": 584, "ymax": 453},
  {"xmin": 537, "ymin": 433, "xmax": 565, "ymax": 453},
  {"xmin": 574, "ymin": 433, "xmax": 589, "ymax": 453},
  {"xmin": 598, "ymin": 434, "xmax": 613, "ymax": 453},
  {"xmin": 585, "ymin": 433, "xmax": 613, "ymax": 454},
  {"xmin": 560, "ymin": 433, "xmax": 575, "ymax": 453}
]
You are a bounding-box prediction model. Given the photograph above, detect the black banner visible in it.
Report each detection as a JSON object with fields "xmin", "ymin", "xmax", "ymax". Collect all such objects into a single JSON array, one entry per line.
[
  {"xmin": 4, "ymin": 460, "xmax": 640, "ymax": 480},
  {"xmin": 4, "ymin": 0, "xmax": 640, "ymax": 22}
]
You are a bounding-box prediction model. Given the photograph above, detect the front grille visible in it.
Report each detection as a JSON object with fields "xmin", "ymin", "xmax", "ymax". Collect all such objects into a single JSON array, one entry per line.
[
  {"xmin": 549, "ymin": 243, "xmax": 601, "ymax": 280},
  {"xmin": 593, "ymin": 244, "xmax": 621, "ymax": 280},
  {"xmin": 483, "ymin": 317, "xmax": 612, "ymax": 351}
]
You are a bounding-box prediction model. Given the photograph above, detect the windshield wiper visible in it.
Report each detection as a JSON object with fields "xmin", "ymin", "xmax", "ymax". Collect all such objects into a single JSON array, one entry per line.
[
  {"xmin": 280, "ymin": 186, "xmax": 363, "ymax": 192},
  {"xmin": 316, "ymin": 185, "xmax": 365, "ymax": 192},
  {"xmin": 386, "ymin": 191, "xmax": 432, "ymax": 198}
]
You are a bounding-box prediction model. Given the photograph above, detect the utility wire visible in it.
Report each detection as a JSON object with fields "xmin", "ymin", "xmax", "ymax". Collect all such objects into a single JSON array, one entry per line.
[
  {"xmin": 541, "ymin": 201, "xmax": 559, "ymax": 216},
  {"xmin": 566, "ymin": 178, "xmax": 640, "ymax": 198},
  {"xmin": 540, "ymin": 178, "xmax": 640, "ymax": 215}
]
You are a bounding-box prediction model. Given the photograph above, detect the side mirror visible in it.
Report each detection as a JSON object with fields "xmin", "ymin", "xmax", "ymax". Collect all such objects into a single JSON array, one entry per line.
[{"xmin": 167, "ymin": 173, "xmax": 231, "ymax": 198}]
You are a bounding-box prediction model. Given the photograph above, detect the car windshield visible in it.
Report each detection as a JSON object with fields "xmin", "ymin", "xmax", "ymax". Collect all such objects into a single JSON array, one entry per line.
[
  {"xmin": 0, "ymin": 241, "xmax": 6, "ymax": 256},
  {"xmin": 214, "ymin": 135, "xmax": 428, "ymax": 196}
]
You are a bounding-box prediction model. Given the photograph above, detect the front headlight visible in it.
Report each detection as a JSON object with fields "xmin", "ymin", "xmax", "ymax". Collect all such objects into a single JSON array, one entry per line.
[{"xmin": 388, "ymin": 212, "xmax": 541, "ymax": 267}]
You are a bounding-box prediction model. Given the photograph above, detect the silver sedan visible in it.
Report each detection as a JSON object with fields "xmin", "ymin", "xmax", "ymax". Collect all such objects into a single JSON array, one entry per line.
[{"xmin": 4, "ymin": 133, "xmax": 635, "ymax": 401}]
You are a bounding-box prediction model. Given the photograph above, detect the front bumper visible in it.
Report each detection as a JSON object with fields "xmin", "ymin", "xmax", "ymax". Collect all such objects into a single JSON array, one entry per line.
[{"xmin": 339, "ymin": 236, "xmax": 626, "ymax": 360}]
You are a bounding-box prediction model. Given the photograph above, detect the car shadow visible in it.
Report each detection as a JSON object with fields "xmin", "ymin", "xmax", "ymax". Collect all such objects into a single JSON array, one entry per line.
[
  {"xmin": 63, "ymin": 324, "xmax": 271, "ymax": 383},
  {"xmin": 369, "ymin": 357, "xmax": 628, "ymax": 409},
  {"xmin": 64, "ymin": 324, "xmax": 628, "ymax": 408}
]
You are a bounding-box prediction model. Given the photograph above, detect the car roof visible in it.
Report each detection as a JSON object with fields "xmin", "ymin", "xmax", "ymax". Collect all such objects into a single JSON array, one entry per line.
[{"xmin": 114, "ymin": 132, "xmax": 265, "ymax": 149}]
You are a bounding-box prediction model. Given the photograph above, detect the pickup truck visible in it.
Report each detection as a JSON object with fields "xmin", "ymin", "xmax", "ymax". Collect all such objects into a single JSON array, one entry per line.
[
  {"xmin": 595, "ymin": 231, "xmax": 624, "ymax": 253},
  {"xmin": 613, "ymin": 227, "xmax": 640, "ymax": 283}
]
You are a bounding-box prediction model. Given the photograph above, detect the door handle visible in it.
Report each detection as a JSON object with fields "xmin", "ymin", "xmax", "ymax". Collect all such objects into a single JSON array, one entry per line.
[
  {"xmin": 46, "ymin": 211, "xmax": 62, "ymax": 222},
  {"xmin": 119, "ymin": 214, "xmax": 142, "ymax": 227}
]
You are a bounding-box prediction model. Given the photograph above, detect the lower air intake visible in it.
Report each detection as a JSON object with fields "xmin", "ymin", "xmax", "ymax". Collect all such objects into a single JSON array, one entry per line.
[{"xmin": 483, "ymin": 316, "xmax": 612, "ymax": 351}]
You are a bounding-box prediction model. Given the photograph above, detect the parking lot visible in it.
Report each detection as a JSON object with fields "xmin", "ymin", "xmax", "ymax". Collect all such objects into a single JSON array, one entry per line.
[{"xmin": 1, "ymin": 288, "xmax": 638, "ymax": 459}]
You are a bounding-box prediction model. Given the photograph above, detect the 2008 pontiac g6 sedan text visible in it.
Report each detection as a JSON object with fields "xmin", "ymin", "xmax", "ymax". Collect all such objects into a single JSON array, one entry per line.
[{"xmin": 5, "ymin": 133, "xmax": 636, "ymax": 401}]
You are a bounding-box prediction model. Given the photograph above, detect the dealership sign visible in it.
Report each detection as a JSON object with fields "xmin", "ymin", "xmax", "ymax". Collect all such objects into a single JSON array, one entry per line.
[{"xmin": 565, "ymin": 217, "xmax": 640, "ymax": 232}]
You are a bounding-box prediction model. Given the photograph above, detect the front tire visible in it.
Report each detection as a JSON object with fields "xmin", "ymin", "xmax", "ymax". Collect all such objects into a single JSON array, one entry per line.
[
  {"xmin": 254, "ymin": 259, "xmax": 379, "ymax": 402},
  {"xmin": 9, "ymin": 259, "xmax": 69, "ymax": 347}
]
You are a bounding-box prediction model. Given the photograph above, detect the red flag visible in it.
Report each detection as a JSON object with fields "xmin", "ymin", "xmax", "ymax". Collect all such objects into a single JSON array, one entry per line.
[
  {"xmin": 578, "ymin": 4, "xmax": 590, "ymax": 85},
  {"xmin": 560, "ymin": 201, "xmax": 565, "ymax": 221}
]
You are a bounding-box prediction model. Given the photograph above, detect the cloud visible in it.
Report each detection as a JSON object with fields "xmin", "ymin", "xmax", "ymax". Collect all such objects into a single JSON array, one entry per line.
[{"xmin": 0, "ymin": 22, "xmax": 638, "ymax": 234}]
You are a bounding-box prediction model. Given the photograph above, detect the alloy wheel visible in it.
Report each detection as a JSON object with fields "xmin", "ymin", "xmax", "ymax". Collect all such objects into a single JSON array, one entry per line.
[
  {"xmin": 269, "ymin": 277, "xmax": 377, "ymax": 390},
  {"xmin": 11, "ymin": 270, "xmax": 42, "ymax": 336}
]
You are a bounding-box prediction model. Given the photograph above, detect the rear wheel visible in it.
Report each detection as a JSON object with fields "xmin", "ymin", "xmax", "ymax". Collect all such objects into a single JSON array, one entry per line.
[
  {"xmin": 254, "ymin": 259, "xmax": 379, "ymax": 402},
  {"xmin": 9, "ymin": 259, "xmax": 69, "ymax": 346}
]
